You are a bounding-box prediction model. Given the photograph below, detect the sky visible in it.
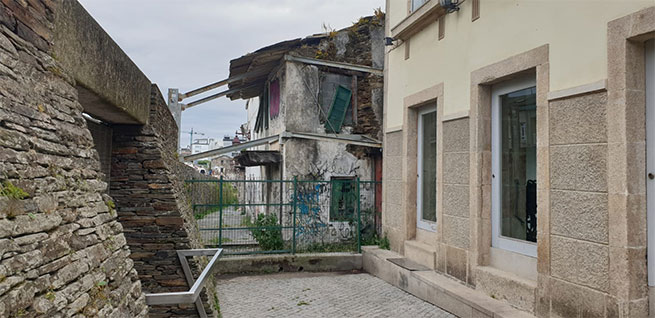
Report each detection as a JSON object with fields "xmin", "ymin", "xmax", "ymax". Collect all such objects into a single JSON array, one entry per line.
[{"xmin": 77, "ymin": 0, "xmax": 385, "ymax": 149}]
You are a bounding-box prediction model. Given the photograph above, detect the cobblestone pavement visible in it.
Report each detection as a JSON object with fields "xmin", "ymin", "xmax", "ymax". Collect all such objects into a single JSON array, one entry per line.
[{"xmin": 216, "ymin": 272, "xmax": 457, "ymax": 318}]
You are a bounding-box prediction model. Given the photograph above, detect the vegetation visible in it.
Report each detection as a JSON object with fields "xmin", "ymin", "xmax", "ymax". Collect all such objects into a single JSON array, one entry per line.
[
  {"xmin": 361, "ymin": 233, "xmax": 390, "ymax": 250},
  {"xmin": 248, "ymin": 214, "xmax": 284, "ymax": 251},
  {"xmin": 210, "ymin": 237, "xmax": 233, "ymax": 246},
  {"xmin": 212, "ymin": 291, "xmax": 222, "ymax": 318},
  {"xmin": 0, "ymin": 181, "xmax": 28, "ymax": 200},
  {"xmin": 193, "ymin": 183, "xmax": 239, "ymax": 220}
]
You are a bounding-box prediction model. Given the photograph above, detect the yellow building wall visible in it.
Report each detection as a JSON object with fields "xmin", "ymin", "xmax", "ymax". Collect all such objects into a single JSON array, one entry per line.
[{"xmin": 385, "ymin": 0, "xmax": 654, "ymax": 132}]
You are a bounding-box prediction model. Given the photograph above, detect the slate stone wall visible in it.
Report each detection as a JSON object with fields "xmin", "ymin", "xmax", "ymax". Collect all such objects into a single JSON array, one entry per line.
[
  {"xmin": 0, "ymin": 1, "xmax": 147, "ymax": 316},
  {"xmin": 111, "ymin": 86, "xmax": 217, "ymax": 318}
]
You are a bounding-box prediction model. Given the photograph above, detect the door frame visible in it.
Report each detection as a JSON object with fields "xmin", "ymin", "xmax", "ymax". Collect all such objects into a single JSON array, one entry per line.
[
  {"xmin": 646, "ymin": 39, "xmax": 655, "ymax": 286},
  {"xmin": 491, "ymin": 76, "xmax": 538, "ymax": 257},
  {"xmin": 417, "ymin": 106, "xmax": 438, "ymax": 232}
]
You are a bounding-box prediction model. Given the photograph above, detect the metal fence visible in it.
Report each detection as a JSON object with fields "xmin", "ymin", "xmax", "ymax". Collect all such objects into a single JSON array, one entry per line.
[{"xmin": 186, "ymin": 177, "xmax": 381, "ymax": 255}]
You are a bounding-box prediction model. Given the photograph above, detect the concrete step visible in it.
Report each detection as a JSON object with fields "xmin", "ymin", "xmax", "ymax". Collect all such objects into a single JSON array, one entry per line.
[
  {"xmin": 404, "ymin": 239, "xmax": 437, "ymax": 270},
  {"xmin": 363, "ymin": 246, "xmax": 535, "ymax": 318}
]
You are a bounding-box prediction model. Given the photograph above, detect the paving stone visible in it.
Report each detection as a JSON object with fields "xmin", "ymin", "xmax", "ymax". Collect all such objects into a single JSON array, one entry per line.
[{"xmin": 216, "ymin": 273, "xmax": 457, "ymax": 318}]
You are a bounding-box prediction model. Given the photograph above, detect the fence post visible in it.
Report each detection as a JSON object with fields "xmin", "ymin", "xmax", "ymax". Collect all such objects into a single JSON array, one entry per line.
[
  {"xmin": 356, "ymin": 177, "xmax": 361, "ymax": 253},
  {"xmin": 279, "ymin": 179, "xmax": 283, "ymax": 226},
  {"xmin": 292, "ymin": 177, "xmax": 298, "ymax": 255},
  {"xmin": 218, "ymin": 176, "xmax": 223, "ymax": 248}
]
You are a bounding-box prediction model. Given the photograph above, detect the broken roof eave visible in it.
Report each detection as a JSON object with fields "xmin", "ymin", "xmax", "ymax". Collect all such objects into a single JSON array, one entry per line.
[
  {"xmin": 183, "ymin": 131, "xmax": 381, "ymax": 162},
  {"xmin": 234, "ymin": 150, "xmax": 282, "ymax": 167}
]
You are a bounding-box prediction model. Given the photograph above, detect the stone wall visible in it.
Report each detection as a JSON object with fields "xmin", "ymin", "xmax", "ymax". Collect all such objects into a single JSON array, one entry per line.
[
  {"xmin": 0, "ymin": 1, "xmax": 147, "ymax": 316},
  {"xmin": 439, "ymin": 118, "xmax": 470, "ymax": 283},
  {"xmin": 381, "ymin": 130, "xmax": 404, "ymax": 251},
  {"xmin": 111, "ymin": 86, "xmax": 218, "ymax": 317}
]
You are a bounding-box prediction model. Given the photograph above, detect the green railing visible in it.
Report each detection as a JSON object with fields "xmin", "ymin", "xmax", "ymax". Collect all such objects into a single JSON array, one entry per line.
[{"xmin": 185, "ymin": 177, "xmax": 381, "ymax": 255}]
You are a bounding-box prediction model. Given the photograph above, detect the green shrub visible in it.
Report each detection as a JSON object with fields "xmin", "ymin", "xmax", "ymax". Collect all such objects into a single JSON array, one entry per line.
[
  {"xmin": 361, "ymin": 233, "xmax": 390, "ymax": 250},
  {"xmin": 249, "ymin": 214, "xmax": 284, "ymax": 251}
]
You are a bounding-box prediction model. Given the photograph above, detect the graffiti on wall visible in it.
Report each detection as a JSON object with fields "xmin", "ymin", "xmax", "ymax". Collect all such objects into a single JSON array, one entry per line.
[{"xmin": 294, "ymin": 184, "xmax": 327, "ymax": 240}]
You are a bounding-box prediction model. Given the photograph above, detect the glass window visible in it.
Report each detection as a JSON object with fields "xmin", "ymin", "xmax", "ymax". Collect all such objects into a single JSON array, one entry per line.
[
  {"xmin": 411, "ymin": 0, "xmax": 428, "ymax": 12},
  {"xmin": 417, "ymin": 107, "xmax": 437, "ymax": 231},
  {"xmin": 499, "ymin": 87, "xmax": 537, "ymax": 242}
]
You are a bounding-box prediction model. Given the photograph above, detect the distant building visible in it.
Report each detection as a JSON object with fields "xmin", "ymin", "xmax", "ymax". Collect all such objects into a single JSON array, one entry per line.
[
  {"xmin": 211, "ymin": 155, "xmax": 245, "ymax": 180},
  {"xmin": 180, "ymin": 146, "xmax": 191, "ymax": 157},
  {"xmin": 191, "ymin": 138, "xmax": 214, "ymax": 154}
]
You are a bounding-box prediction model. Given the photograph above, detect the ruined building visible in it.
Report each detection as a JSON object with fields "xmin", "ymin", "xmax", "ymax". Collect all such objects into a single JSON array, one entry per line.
[{"xmin": 183, "ymin": 13, "xmax": 386, "ymax": 241}]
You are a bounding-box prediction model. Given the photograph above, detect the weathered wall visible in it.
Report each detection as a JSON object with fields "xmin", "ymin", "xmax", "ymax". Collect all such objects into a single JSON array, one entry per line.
[
  {"xmin": 111, "ymin": 86, "xmax": 218, "ymax": 317},
  {"xmin": 52, "ymin": 0, "xmax": 151, "ymax": 124},
  {"xmin": 0, "ymin": 1, "xmax": 147, "ymax": 316}
]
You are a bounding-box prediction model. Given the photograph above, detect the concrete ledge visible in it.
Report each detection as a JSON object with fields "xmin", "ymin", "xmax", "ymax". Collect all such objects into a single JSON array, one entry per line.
[
  {"xmin": 213, "ymin": 253, "xmax": 362, "ymax": 275},
  {"xmin": 53, "ymin": 0, "xmax": 151, "ymax": 124},
  {"xmin": 404, "ymin": 240, "xmax": 436, "ymax": 270},
  {"xmin": 363, "ymin": 246, "xmax": 534, "ymax": 318},
  {"xmin": 475, "ymin": 266, "xmax": 537, "ymax": 314}
]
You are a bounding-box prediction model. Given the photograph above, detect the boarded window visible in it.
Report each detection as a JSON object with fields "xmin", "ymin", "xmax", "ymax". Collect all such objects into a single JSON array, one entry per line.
[
  {"xmin": 269, "ymin": 79, "xmax": 280, "ymax": 119},
  {"xmin": 254, "ymin": 86, "xmax": 269, "ymax": 133},
  {"xmin": 330, "ymin": 177, "xmax": 356, "ymax": 222},
  {"xmin": 325, "ymin": 85, "xmax": 352, "ymax": 133}
]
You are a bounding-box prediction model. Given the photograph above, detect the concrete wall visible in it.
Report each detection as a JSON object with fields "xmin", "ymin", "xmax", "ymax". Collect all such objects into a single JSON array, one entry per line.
[
  {"xmin": 0, "ymin": 1, "xmax": 147, "ymax": 316},
  {"xmin": 52, "ymin": 0, "xmax": 151, "ymax": 124},
  {"xmin": 384, "ymin": 1, "xmax": 655, "ymax": 317}
]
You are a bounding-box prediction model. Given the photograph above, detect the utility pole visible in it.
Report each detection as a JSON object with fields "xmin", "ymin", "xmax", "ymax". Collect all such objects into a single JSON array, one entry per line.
[{"xmin": 181, "ymin": 128, "xmax": 205, "ymax": 153}]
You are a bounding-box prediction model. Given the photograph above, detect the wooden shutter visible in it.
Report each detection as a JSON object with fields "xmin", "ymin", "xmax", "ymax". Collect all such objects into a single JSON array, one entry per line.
[
  {"xmin": 472, "ymin": 0, "xmax": 480, "ymax": 21},
  {"xmin": 438, "ymin": 17, "xmax": 445, "ymax": 40},
  {"xmin": 325, "ymin": 85, "xmax": 352, "ymax": 133}
]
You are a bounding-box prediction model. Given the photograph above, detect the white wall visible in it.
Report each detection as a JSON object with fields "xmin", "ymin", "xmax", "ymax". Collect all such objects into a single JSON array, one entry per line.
[{"xmin": 385, "ymin": 0, "xmax": 654, "ymax": 131}]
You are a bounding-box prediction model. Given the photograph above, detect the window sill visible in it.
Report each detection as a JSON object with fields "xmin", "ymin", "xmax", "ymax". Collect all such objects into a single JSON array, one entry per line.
[
  {"xmin": 489, "ymin": 247, "xmax": 537, "ymax": 281},
  {"xmin": 391, "ymin": 1, "xmax": 446, "ymax": 41}
]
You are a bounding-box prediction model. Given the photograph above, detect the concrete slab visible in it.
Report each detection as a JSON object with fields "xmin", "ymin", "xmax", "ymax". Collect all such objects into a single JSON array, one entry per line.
[
  {"xmin": 363, "ymin": 247, "xmax": 535, "ymax": 318},
  {"xmin": 214, "ymin": 252, "xmax": 363, "ymax": 275},
  {"xmin": 216, "ymin": 272, "xmax": 456, "ymax": 318}
]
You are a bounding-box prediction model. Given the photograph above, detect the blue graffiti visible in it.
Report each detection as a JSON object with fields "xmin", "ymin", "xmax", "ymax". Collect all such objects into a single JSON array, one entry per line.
[{"xmin": 294, "ymin": 185, "xmax": 327, "ymax": 238}]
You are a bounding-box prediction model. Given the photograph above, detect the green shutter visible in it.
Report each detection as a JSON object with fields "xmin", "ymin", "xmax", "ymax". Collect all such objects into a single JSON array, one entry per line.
[{"xmin": 325, "ymin": 85, "xmax": 352, "ymax": 133}]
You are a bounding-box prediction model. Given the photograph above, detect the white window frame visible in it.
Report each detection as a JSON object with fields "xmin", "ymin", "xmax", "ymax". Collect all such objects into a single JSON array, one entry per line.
[
  {"xmin": 417, "ymin": 106, "xmax": 437, "ymax": 232},
  {"xmin": 491, "ymin": 76, "xmax": 537, "ymax": 257},
  {"xmin": 645, "ymin": 39, "xmax": 655, "ymax": 286}
]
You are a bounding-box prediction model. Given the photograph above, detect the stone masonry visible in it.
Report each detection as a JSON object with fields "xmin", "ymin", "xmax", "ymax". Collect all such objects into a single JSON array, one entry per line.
[
  {"xmin": 111, "ymin": 86, "xmax": 218, "ymax": 317},
  {"xmin": 0, "ymin": 0, "xmax": 147, "ymax": 317}
]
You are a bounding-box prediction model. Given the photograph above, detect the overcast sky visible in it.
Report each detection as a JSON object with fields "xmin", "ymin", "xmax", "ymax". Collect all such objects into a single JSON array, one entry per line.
[{"xmin": 78, "ymin": 0, "xmax": 385, "ymax": 148}]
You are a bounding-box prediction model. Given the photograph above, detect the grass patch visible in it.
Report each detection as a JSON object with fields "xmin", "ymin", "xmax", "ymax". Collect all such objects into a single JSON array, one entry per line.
[
  {"xmin": 0, "ymin": 181, "xmax": 28, "ymax": 200},
  {"xmin": 210, "ymin": 237, "xmax": 233, "ymax": 246}
]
